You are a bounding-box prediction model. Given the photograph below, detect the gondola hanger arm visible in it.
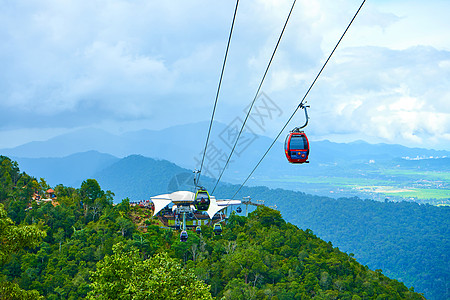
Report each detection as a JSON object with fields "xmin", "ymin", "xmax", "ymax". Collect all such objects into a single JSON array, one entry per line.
[{"xmin": 293, "ymin": 103, "xmax": 310, "ymax": 132}]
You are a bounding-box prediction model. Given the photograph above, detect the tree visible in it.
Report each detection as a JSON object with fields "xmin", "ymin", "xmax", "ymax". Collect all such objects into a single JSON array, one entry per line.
[
  {"xmin": 54, "ymin": 228, "xmax": 65, "ymax": 253},
  {"xmin": 80, "ymin": 179, "xmax": 104, "ymax": 205},
  {"xmin": 252, "ymin": 205, "xmax": 285, "ymax": 228},
  {"xmin": 0, "ymin": 281, "xmax": 43, "ymax": 300},
  {"xmin": 80, "ymin": 179, "xmax": 114, "ymax": 221},
  {"xmin": 88, "ymin": 242, "xmax": 212, "ymax": 300},
  {"xmin": 0, "ymin": 203, "xmax": 46, "ymax": 299},
  {"xmin": 0, "ymin": 204, "xmax": 46, "ymax": 264},
  {"xmin": 116, "ymin": 217, "xmax": 135, "ymax": 237},
  {"xmin": 115, "ymin": 198, "xmax": 131, "ymax": 214}
]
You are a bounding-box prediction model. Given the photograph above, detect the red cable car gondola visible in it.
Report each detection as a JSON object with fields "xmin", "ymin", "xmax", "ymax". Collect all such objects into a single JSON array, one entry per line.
[
  {"xmin": 285, "ymin": 103, "xmax": 310, "ymax": 164},
  {"xmin": 285, "ymin": 130, "xmax": 309, "ymax": 163}
]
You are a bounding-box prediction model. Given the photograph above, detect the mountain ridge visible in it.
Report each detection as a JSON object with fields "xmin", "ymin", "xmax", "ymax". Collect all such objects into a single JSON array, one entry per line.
[
  {"xmin": 5, "ymin": 123, "xmax": 449, "ymax": 202},
  {"xmin": 2, "ymin": 122, "xmax": 448, "ymax": 162}
]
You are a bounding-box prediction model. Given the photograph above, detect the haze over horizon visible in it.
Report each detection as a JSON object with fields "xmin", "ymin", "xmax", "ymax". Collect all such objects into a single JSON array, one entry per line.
[
  {"xmin": 1, "ymin": 0, "xmax": 449, "ymax": 151},
  {"xmin": 2, "ymin": 121, "xmax": 450, "ymax": 154}
]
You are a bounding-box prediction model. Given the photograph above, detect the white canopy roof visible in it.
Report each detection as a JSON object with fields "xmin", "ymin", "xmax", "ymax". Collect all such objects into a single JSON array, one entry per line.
[
  {"xmin": 216, "ymin": 199, "xmax": 242, "ymax": 206},
  {"xmin": 150, "ymin": 193, "xmax": 172, "ymax": 217},
  {"xmin": 206, "ymin": 198, "xmax": 224, "ymax": 219},
  {"xmin": 151, "ymin": 191, "xmax": 195, "ymax": 217},
  {"xmin": 150, "ymin": 191, "xmax": 241, "ymax": 219},
  {"xmin": 170, "ymin": 191, "xmax": 194, "ymax": 202}
]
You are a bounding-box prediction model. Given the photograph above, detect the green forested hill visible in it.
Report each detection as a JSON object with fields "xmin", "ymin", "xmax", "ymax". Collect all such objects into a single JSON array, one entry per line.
[
  {"xmin": 217, "ymin": 185, "xmax": 449, "ymax": 300},
  {"xmin": 94, "ymin": 154, "xmax": 193, "ymax": 201},
  {"xmin": 0, "ymin": 155, "xmax": 426, "ymax": 299},
  {"xmin": 186, "ymin": 208, "xmax": 424, "ymax": 299}
]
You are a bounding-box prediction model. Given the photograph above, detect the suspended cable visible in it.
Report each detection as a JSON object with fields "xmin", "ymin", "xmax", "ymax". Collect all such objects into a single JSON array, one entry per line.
[
  {"xmin": 198, "ymin": 0, "xmax": 240, "ymax": 185},
  {"xmin": 230, "ymin": 0, "xmax": 366, "ymax": 199},
  {"xmin": 211, "ymin": 0, "xmax": 297, "ymax": 193}
]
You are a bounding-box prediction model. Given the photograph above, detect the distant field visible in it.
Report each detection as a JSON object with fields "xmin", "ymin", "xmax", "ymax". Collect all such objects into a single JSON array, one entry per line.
[
  {"xmin": 267, "ymin": 176, "xmax": 392, "ymax": 186},
  {"xmin": 380, "ymin": 169, "xmax": 450, "ymax": 181},
  {"xmin": 256, "ymin": 168, "xmax": 450, "ymax": 204},
  {"xmin": 384, "ymin": 188, "xmax": 450, "ymax": 199}
]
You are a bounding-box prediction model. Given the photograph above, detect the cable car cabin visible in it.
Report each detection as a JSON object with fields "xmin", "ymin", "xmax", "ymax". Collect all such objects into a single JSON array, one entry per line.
[
  {"xmin": 285, "ymin": 131, "xmax": 310, "ymax": 164},
  {"xmin": 236, "ymin": 207, "xmax": 242, "ymax": 213},
  {"xmin": 195, "ymin": 226, "xmax": 202, "ymax": 234},
  {"xmin": 213, "ymin": 223, "xmax": 222, "ymax": 235},
  {"xmin": 180, "ymin": 230, "xmax": 188, "ymax": 242},
  {"xmin": 194, "ymin": 189, "xmax": 211, "ymax": 211}
]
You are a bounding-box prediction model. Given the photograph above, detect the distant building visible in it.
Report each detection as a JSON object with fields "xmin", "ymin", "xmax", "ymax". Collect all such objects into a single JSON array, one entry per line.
[
  {"xmin": 30, "ymin": 188, "xmax": 59, "ymax": 208},
  {"xmin": 46, "ymin": 189, "xmax": 57, "ymax": 199}
]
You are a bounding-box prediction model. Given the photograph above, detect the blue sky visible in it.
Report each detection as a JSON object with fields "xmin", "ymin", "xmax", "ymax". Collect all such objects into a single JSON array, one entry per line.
[{"xmin": 0, "ymin": 0, "xmax": 449, "ymax": 150}]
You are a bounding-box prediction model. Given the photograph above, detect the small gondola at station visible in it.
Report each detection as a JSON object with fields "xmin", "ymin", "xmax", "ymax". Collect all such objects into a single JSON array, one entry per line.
[
  {"xmin": 180, "ymin": 230, "xmax": 188, "ymax": 242},
  {"xmin": 213, "ymin": 223, "xmax": 222, "ymax": 235},
  {"xmin": 194, "ymin": 188, "xmax": 211, "ymax": 211}
]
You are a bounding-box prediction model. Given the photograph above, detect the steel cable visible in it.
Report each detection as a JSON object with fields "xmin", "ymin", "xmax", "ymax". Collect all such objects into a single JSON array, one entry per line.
[
  {"xmin": 212, "ymin": 0, "xmax": 297, "ymax": 193},
  {"xmin": 230, "ymin": 0, "xmax": 367, "ymax": 199}
]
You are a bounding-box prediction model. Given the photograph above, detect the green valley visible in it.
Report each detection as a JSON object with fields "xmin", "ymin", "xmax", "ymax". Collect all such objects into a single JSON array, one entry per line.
[{"xmin": 0, "ymin": 155, "xmax": 431, "ymax": 299}]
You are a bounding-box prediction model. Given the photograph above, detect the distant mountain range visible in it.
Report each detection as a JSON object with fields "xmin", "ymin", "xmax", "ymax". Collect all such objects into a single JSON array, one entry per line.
[
  {"xmin": 12, "ymin": 151, "xmax": 119, "ymax": 188},
  {"xmin": 2, "ymin": 121, "xmax": 448, "ymax": 163},
  {"xmin": 3, "ymin": 122, "xmax": 449, "ymax": 201},
  {"xmin": 93, "ymin": 155, "xmax": 202, "ymax": 201}
]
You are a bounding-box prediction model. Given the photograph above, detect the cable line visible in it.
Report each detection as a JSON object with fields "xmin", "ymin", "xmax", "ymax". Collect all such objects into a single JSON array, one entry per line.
[
  {"xmin": 212, "ymin": 0, "xmax": 297, "ymax": 193},
  {"xmin": 198, "ymin": 0, "xmax": 240, "ymax": 185},
  {"xmin": 230, "ymin": 0, "xmax": 367, "ymax": 199}
]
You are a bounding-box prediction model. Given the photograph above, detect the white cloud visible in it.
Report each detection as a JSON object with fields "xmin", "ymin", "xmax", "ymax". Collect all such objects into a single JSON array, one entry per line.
[
  {"xmin": 0, "ymin": 0, "xmax": 449, "ymax": 150},
  {"xmin": 303, "ymin": 45, "xmax": 450, "ymax": 149}
]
